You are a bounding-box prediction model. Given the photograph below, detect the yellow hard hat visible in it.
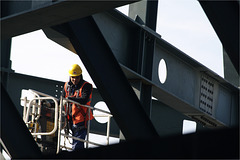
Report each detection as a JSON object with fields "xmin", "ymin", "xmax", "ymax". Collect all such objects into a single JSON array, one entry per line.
[{"xmin": 68, "ymin": 64, "xmax": 82, "ymax": 76}]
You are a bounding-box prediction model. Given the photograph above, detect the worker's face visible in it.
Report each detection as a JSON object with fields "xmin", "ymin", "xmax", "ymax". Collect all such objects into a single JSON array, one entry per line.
[{"xmin": 70, "ymin": 76, "xmax": 81, "ymax": 85}]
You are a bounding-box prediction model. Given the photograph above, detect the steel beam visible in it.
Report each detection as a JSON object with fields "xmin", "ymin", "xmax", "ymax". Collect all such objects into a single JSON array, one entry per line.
[
  {"xmin": 47, "ymin": 127, "xmax": 239, "ymax": 159},
  {"xmin": 45, "ymin": 10, "xmax": 239, "ymax": 128},
  {"xmin": 0, "ymin": 39, "xmax": 12, "ymax": 89},
  {"xmin": 66, "ymin": 16, "xmax": 159, "ymax": 140},
  {"xmin": 1, "ymin": 83, "xmax": 42, "ymax": 159},
  {"xmin": 1, "ymin": 0, "xmax": 238, "ymax": 157},
  {"xmin": 93, "ymin": 11, "xmax": 239, "ymax": 128},
  {"xmin": 128, "ymin": 1, "xmax": 158, "ymax": 117},
  {"xmin": 199, "ymin": 1, "xmax": 239, "ymax": 74},
  {"xmin": 1, "ymin": 0, "xmax": 139, "ymax": 39},
  {"xmin": 129, "ymin": 0, "xmax": 158, "ymax": 30},
  {"xmin": 139, "ymin": 30, "xmax": 155, "ymax": 117},
  {"xmin": 223, "ymin": 49, "xmax": 239, "ymax": 87}
]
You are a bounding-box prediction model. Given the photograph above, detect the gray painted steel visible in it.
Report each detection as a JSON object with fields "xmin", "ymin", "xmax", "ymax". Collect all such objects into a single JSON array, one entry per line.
[
  {"xmin": 92, "ymin": 11, "xmax": 239, "ymax": 127},
  {"xmin": 128, "ymin": 0, "xmax": 158, "ymax": 117},
  {"xmin": 43, "ymin": 10, "xmax": 240, "ymax": 128},
  {"xmin": 129, "ymin": 0, "xmax": 158, "ymax": 31},
  {"xmin": 1, "ymin": 0, "xmax": 138, "ymax": 39},
  {"xmin": 1, "ymin": 0, "xmax": 239, "ymax": 157},
  {"xmin": 66, "ymin": 16, "xmax": 159, "ymax": 140},
  {"xmin": 1, "ymin": 84, "xmax": 42, "ymax": 159},
  {"xmin": 199, "ymin": 1, "xmax": 239, "ymax": 74}
]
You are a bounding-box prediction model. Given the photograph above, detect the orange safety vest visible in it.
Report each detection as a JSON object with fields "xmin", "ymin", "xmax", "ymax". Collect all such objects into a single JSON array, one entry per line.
[{"xmin": 64, "ymin": 81, "xmax": 94, "ymax": 126}]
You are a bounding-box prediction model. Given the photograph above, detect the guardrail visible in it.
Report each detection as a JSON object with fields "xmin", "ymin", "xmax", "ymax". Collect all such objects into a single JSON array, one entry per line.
[{"xmin": 21, "ymin": 89, "xmax": 113, "ymax": 154}]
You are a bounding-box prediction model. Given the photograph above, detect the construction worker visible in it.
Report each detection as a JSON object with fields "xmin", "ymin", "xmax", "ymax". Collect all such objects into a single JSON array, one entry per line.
[{"xmin": 62, "ymin": 64, "xmax": 94, "ymax": 151}]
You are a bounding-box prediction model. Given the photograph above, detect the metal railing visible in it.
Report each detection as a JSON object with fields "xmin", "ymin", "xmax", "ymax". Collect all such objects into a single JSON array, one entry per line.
[
  {"xmin": 21, "ymin": 90, "xmax": 59, "ymax": 140},
  {"xmin": 21, "ymin": 89, "xmax": 113, "ymax": 154}
]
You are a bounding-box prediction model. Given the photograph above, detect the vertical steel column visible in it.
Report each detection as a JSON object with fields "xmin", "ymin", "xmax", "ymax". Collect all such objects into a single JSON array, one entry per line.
[
  {"xmin": 1, "ymin": 39, "xmax": 12, "ymax": 89},
  {"xmin": 1, "ymin": 0, "xmax": 12, "ymax": 88},
  {"xmin": 66, "ymin": 16, "xmax": 159, "ymax": 140},
  {"xmin": 140, "ymin": 31, "xmax": 156, "ymax": 117},
  {"xmin": 129, "ymin": 0, "xmax": 158, "ymax": 117},
  {"xmin": 129, "ymin": 0, "xmax": 158, "ymax": 30}
]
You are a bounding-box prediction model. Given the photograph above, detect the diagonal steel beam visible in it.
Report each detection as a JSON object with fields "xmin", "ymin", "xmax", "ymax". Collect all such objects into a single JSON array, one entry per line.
[
  {"xmin": 1, "ymin": 83, "xmax": 42, "ymax": 159},
  {"xmin": 65, "ymin": 16, "xmax": 159, "ymax": 140},
  {"xmin": 199, "ymin": 1, "xmax": 239, "ymax": 74}
]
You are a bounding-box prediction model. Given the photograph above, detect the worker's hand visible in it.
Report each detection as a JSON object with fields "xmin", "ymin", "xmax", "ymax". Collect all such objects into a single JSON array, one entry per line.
[{"xmin": 63, "ymin": 99, "xmax": 68, "ymax": 106}]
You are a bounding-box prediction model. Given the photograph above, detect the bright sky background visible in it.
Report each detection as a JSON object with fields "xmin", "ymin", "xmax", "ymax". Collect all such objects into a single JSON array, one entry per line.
[
  {"xmin": 156, "ymin": 0, "xmax": 223, "ymax": 76},
  {"xmin": 10, "ymin": 0, "xmax": 223, "ymax": 87}
]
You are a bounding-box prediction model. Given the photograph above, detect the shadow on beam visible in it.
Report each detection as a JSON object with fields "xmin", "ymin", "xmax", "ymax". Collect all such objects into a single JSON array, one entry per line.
[
  {"xmin": 1, "ymin": 83, "xmax": 42, "ymax": 159},
  {"xmin": 46, "ymin": 127, "xmax": 239, "ymax": 159}
]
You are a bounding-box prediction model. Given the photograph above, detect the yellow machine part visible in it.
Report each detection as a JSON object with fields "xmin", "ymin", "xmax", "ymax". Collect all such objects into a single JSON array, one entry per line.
[{"xmin": 46, "ymin": 121, "xmax": 55, "ymax": 137}]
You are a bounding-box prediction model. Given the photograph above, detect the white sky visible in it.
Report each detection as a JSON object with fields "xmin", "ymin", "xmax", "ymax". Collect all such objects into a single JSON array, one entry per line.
[
  {"xmin": 156, "ymin": 0, "xmax": 223, "ymax": 76},
  {"xmin": 10, "ymin": 0, "xmax": 223, "ymax": 86}
]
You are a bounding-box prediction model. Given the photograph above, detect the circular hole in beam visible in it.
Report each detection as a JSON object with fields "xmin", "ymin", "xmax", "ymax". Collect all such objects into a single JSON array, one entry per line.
[
  {"xmin": 158, "ymin": 59, "xmax": 167, "ymax": 84},
  {"xmin": 93, "ymin": 101, "xmax": 110, "ymax": 124}
]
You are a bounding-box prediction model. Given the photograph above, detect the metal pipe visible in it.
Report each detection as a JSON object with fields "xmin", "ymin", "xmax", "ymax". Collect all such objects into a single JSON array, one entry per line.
[
  {"xmin": 22, "ymin": 97, "xmax": 27, "ymax": 121},
  {"xmin": 28, "ymin": 90, "xmax": 113, "ymax": 149},
  {"xmin": 93, "ymin": 114, "xmax": 112, "ymax": 117},
  {"xmin": 25, "ymin": 100, "xmax": 33, "ymax": 123},
  {"xmin": 92, "ymin": 114, "xmax": 112, "ymax": 145},
  {"xmin": 31, "ymin": 100, "xmax": 36, "ymax": 123},
  {"xmin": 63, "ymin": 97, "xmax": 111, "ymax": 115},
  {"xmin": 35, "ymin": 98, "xmax": 42, "ymax": 121},
  {"xmin": 32, "ymin": 100, "xmax": 38, "ymax": 139},
  {"xmin": 56, "ymin": 96, "xmax": 63, "ymax": 154},
  {"xmin": 29, "ymin": 89, "xmax": 58, "ymax": 101},
  {"xmin": 106, "ymin": 115, "xmax": 111, "ymax": 145},
  {"xmin": 28, "ymin": 97, "xmax": 59, "ymax": 136},
  {"xmin": 86, "ymin": 107, "xmax": 91, "ymax": 148}
]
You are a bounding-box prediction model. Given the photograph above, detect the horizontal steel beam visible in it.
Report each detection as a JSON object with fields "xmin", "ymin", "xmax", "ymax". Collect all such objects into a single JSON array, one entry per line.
[
  {"xmin": 46, "ymin": 127, "xmax": 239, "ymax": 159},
  {"xmin": 95, "ymin": 11, "xmax": 239, "ymax": 128},
  {"xmin": 45, "ymin": 10, "xmax": 239, "ymax": 128},
  {"xmin": 1, "ymin": 0, "xmax": 138, "ymax": 39}
]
